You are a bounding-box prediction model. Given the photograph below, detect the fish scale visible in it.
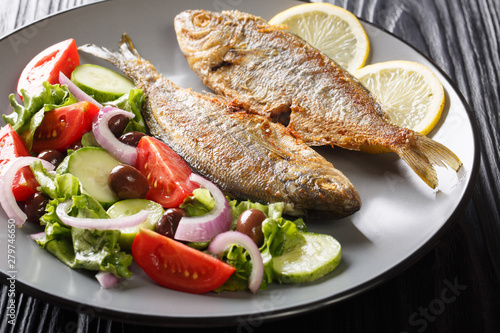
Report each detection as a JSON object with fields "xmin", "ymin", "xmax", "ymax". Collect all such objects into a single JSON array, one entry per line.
[{"xmin": 79, "ymin": 34, "xmax": 361, "ymax": 217}]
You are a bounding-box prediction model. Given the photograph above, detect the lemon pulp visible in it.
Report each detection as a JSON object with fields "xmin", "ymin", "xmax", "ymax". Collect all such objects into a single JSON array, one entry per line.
[{"xmin": 269, "ymin": 3, "xmax": 370, "ymax": 73}]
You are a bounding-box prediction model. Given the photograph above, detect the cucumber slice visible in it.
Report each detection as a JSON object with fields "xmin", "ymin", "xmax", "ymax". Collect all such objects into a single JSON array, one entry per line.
[
  {"xmin": 71, "ymin": 64, "xmax": 135, "ymax": 103},
  {"xmin": 272, "ymin": 232, "xmax": 342, "ymax": 283},
  {"xmin": 68, "ymin": 147, "xmax": 121, "ymax": 204},
  {"xmin": 107, "ymin": 199, "xmax": 164, "ymax": 250}
]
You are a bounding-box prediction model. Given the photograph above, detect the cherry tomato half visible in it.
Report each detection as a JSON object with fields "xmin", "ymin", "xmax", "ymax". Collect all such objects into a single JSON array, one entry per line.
[
  {"xmin": 17, "ymin": 38, "xmax": 79, "ymax": 97},
  {"xmin": 136, "ymin": 136, "xmax": 199, "ymax": 208},
  {"xmin": 31, "ymin": 101, "xmax": 100, "ymax": 154},
  {"xmin": 132, "ymin": 228, "xmax": 235, "ymax": 294},
  {"xmin": 0, "ymin": 124, "xmax": 39, "ymax": 201}
]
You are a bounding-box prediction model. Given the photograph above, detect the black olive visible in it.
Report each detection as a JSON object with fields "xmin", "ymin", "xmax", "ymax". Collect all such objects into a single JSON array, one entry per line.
[
  {"xmin": 24, "ymin": 192, "xmax": 49, "ymax": 224},
  {"xmin": 108, "ymin": 165, "xmax": 149, "ymax": 199},
  {"xmin": 236, "ymin": 209, "xmax": 266, "ymax": 246},
  {"xmin": 119, "ymin": 131, "xmax": 147, "ymax": 147},
  {"xmin": 156, "ymin": 208, "xmax": 185, "ymax": 238},
  {"xmin": 37, "ymin": 149, "xmax": 65, "ymax": 167},
  {"xmin": 108, "ymin": 114, "xmax": 129, "ymax": 138},
  {"xmin": 67, "ymin": 140, "xmax": 83, "ymax": 151}
]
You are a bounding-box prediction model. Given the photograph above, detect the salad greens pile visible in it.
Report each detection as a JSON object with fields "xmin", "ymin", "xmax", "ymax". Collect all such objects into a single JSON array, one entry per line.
[
  {"xmin": 219, "ymin": 200, "xmax": 307, "ymax": 291},
  {"xmin": 3, "ymin": 83, "xmax": 148, "ymax": 278},
  {"xmin": 3, "ymin": 81, "xmax": 317, "ymax": 292}
]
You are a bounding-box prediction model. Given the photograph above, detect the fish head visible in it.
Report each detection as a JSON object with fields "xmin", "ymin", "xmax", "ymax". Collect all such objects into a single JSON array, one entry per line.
[{"xmin": 174, "ymin": 10, "xmax": 250, "ymax": 74}]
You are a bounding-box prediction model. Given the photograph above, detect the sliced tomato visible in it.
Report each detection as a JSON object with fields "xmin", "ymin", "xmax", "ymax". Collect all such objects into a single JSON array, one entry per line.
[
  {"xmin": 132, "ymin": 228, "xmax": 235, "ymax": 294},
  {"xmin": 17, "ymin": 39, "xmax": 79, "ymax": 97},
  {"xmin": 136, "ymin": 136, "xmax": 199, "ymax": 208},
  {"xmin": 31, "ymin": 101, "xmax": 99, "ymax": 154},
  {"xmin": 0, "ymin": 124, "xmax": 39, "ymax": 201}
]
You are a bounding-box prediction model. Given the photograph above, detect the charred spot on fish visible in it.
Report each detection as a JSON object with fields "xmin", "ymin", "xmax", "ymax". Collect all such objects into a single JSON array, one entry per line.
[
  {"xmin": 210, "ymin": 61, "xmax": 232, "ymax": 72},
  {"xmin": 270, "ymin": 105, "xmax": 292, "ymax": 127},
  {"xmin": 271, "ymin": 111, "xmax": 291, "ymax": 127}
]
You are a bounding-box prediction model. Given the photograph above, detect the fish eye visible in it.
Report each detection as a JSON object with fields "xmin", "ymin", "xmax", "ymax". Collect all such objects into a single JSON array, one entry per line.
[{"xmin": 193, "ymin": 13, "xmax": 211, "ymax": 28}]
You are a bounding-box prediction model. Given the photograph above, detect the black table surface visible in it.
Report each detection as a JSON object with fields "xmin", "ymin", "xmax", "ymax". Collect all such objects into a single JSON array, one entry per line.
[{"xmin": 1, "ymin": 0, "xmax": 499, "ymax": 332}]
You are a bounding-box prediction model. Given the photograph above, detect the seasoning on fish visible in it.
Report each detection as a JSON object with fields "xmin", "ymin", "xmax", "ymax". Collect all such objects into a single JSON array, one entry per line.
[
  {"xmin": 174, "ymin": 9, "xmax": 462, "ymax": 189},
  {"xmin": 78, "ymin": 34, "xmax": 361, "ymax": 217}
]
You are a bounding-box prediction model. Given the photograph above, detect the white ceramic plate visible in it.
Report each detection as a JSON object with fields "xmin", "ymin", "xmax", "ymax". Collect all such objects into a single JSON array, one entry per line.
[{"xmin": 0, "ymin": 0, "xmax": 478, "ymax": 327}]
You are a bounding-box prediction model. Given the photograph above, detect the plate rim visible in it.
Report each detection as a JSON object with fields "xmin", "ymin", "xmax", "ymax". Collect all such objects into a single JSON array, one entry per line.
[{"xmin": 0, "ymin": 0, "xmax": 481, "ymax": 327}]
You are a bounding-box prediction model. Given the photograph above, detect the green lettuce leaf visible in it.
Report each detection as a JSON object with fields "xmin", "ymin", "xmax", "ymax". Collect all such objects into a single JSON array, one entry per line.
[
  {"xmin": 37, "ymin": 222, "xmax": 132, "ymax": 278},
  {"xmin": 180, "ymin": 188, "xmax": 216, "ymax": 217},
  {"xmin": 30, "ymin": 161, "xmax": 80, "ymax": 200},
  {"xmin": 216, "ymin": 200, "xmax": 307, "ymax": 292},
  {"xmin": 4, "ymin": 82, "xmax": 77, "ymax": 149},
  {"xmin": 32, "ymin": 161, "xmax": 133, "ymax": 279}
]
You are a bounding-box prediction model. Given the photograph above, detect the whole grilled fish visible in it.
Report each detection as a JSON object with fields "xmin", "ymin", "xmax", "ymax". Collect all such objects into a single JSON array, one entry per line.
[
  {"xmin": 174, "ymin": 10, "xmax": 462, "ymax": 189},
  {"xmin": 79, "ymin": 34, "xmax": 360, "ymax": 217}
]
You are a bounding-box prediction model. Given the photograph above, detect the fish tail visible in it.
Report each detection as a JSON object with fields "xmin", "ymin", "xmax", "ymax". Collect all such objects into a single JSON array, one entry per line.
[
  {"xmin": 395, "ymin": 134, "xmax": 462, "ymax": 189},
  {"xmin": 78, "ymin": 33, "xmax": 140, "ymax": 67}
]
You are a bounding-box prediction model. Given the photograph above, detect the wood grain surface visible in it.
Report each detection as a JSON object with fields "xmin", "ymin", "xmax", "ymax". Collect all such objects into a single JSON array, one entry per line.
[{"xmin": 1, "ymin": 0, "xmax": 499, "ymax": 332}]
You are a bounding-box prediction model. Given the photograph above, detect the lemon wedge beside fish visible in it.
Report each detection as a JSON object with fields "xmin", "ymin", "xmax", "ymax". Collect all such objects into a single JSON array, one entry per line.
[
  {"xmin": 269, "ymin": 3, "xmax": 370, "ymax": 73},
  {"xmin": 355, "ymin": 60, "xmax": 445, "ymax": 135},
  {"xmin": 354, "ymin": 60, "xmax": 445, "ymax": 153}
]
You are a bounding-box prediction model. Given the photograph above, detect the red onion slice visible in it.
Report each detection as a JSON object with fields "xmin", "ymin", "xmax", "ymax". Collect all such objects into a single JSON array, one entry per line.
[
  {"xmin": 92, "ymin": 106, "xmax": 138, "ymax": 165},
  {"xmin": 29, "ymin": 231, "xmax": 46, "ymax": 241},
  {"xmin": 59, "ymin": 72, "xmax": 103, "ymax": 109},
  {"xmin": 0, "ymin": 157, "xmax": 55, "ymax": 227},
  {"xmin": 208, "ymin": 231, "xmax": 264, "ymax": 294},
  {"xmin": 174, "ymin": 174, "xmax": 232, "ymax": 242},
  {"xmin": 95, "ymin": 271, "xmax": 122, "ymax": 289},
  {"xmin": 56, "ymin": 200, "xmax": 149, "ymax": 230}
]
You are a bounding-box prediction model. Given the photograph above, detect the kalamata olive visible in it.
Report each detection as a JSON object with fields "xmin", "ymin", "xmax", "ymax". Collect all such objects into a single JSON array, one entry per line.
[
  {"xmin": 118, "ymin": 131, "xmax": 147, "ymax": 147},
  {"xmin": 108, "ymin": 114, "xmax": 129, "ymax": 138},
  {"xmin": 108, "ymin": 165, "xmax": 149, "ymax": 199},
  {"xmin": 156, "ymin": 208, "xmax": 185, "ymax": 238},
  {"xmin": 37, "ymin": 149, "xmax": 65, "ymax": 167},
  {"xmin": 67, "ymin": 140, "xmax": 83, "ymax": 151},
  {"xmin": 24, "ymin": 192, "xmax": 49, "ymax": 224},
  {"xmin": 236, "ymin": 209, "xmax": 266, "ymax": 246}
]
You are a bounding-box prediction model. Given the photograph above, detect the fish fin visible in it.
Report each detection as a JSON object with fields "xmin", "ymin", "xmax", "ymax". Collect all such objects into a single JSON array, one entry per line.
[
  {"xmin": 248, "ymin": 130, "xmax": 288, "ymax": 160},
  {"xmin": 395, "ymin": 134, "xmax": 462, "ymax": 189},
  {"xmin": 78, "ymin": 33, "xmax": 139, "ymax": 65}
]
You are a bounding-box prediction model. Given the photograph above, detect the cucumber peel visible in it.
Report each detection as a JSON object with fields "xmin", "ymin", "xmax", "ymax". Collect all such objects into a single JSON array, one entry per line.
[
  {"xmin": 272, "ymin": 232, "xmax": 342, "ymax": 283},
  {"xmin": 71, "ymin": 64, "xmax": 135, "ymax": 103},
  {"xmin": 107, "ymin": 199, "xmax": 164, "ymax": 250},
  {"xmin": 67, "ymin": 147, "xmax": 121, "ymax": 205}
]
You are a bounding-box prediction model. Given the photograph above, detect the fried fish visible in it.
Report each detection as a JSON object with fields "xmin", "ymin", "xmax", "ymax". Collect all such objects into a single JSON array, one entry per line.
[
  {"xmin": 174, "ymin": 9, "xmax": 462, "ymax": 189},
  {"xmin": 79, "ymin": 34, "xmax": 361, "ymax": 217}
]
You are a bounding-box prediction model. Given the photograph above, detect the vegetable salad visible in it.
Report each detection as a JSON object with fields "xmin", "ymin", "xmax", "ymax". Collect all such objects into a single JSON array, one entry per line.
[{"xmin": 0, "ymin": 38, "xmax": 342, "ymax": 294}]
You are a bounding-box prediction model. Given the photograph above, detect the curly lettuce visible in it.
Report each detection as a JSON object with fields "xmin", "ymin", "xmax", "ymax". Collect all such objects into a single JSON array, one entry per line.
[
  {"xmin": 215, "ymin": 200, "xmax": 307, "ymax": 292},
  {"xmin": 30, "ymin": 161, "xmax": 133, "ymax": 278},
  {"xmin": 3, "ymin": 82, "xmax": 77, "ymax": 149}
]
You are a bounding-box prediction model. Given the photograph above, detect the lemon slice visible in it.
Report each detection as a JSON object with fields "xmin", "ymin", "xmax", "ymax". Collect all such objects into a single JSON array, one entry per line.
[
  {"xmin": 354, "ymin": 60, "xmax": 445, "ymax": 136},
  {"xmin": 269, "ymin": 3, "xmax": 369, "ymax": 73}
]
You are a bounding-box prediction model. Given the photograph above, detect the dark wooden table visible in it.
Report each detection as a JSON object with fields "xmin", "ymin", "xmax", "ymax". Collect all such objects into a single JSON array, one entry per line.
[{"xmin": 1, "ymin": 0, "xmax": 499, "ymax": 332}]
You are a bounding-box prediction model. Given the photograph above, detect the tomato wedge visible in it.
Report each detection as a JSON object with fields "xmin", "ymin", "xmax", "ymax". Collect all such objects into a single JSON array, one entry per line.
[
  {"xmin": 31, "ymin": 101, "xmax": 100, "ymax": 153},
  {"xmin": 17, "ymin": 39, "xmax": 79, "ymax": 97},
  {"xmin": 132, "ymin": 228, "xmax": 235, "ymax": 294},
  {"xmin": 0, "ymin": 124, "xmax": 39, "ymax": 201},
  {"xmin": 136, "ymin": 136, "xmax": 199, "ymax": 208}
]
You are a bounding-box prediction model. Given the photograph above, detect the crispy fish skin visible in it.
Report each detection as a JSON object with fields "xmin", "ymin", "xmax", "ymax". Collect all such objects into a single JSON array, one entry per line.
[
  {"xmin": 78, "ymin": 34, "xmax": 361, "ymax": 217},
  {"xmin": 174, "ymin": 10, "xmax": 462, "ymax": 189}
]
